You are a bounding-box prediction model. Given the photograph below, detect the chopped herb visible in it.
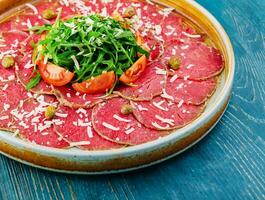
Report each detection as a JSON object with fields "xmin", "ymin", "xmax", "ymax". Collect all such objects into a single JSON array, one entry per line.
[{"xmin": 25, "ymin": 72, "xmax": 41, "ymax": 90}]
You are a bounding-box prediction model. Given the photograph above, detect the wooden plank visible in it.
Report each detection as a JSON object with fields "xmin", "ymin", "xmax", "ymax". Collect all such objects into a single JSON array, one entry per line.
[{"xmin": 1, "ymin": 0, "xmax": 265, "ymax": 200}]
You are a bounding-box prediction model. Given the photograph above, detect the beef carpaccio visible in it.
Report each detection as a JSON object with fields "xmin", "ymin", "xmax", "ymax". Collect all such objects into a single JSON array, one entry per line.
[{"xmin": 0, "ymin": 0, "xmax": 224, "ymax": 149}]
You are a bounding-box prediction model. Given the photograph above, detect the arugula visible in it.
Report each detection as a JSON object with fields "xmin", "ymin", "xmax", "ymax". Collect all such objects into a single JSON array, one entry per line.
[
  {"xmin": 30, "ymin": 13, "xmax": 149, "ymax": 86},
  {"xmin": 25, "ymin": 72, "xmax": 41, "ymax": 90}
]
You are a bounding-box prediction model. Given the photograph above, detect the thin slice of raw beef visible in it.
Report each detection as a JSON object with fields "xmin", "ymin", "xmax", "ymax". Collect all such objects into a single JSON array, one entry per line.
[
  {"xmin": 54, "ymin": 105, "xmax": 123, "ymax": 150},
  {"xmin": 131, "ymin": 96, "xmax": 205, "ymax": 130},
  {"xmin": 92, "ymin": 97, "xmax": 169, "ymax": 145}
]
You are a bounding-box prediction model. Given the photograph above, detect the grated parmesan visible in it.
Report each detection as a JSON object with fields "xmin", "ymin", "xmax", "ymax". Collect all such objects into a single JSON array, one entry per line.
[
  {"xmin": 182, "ymin": 31, "xmax": 201, "ymax": 38},
  {"xmin": 25, "ymin": 3, "xmax": 38, "ymax": 14},
  {"xmin": 113, "ymin": 114, "xmax": 131, "ymax": 123},
  {"xmin": 153, "ymin": 100, "xmax": 169, "ymax": 111},
  {"xmin": 151, "ymin": 122, "xmax": 169, "ymax": 130},
  {"xmin": 87, "ymin": 126, "xmax": 93, "ymax": 138},
  {"xmin": 161, "ymin": 89, "xmax": 174, "ymax": 101},
  {"xmin": 125, "ymin": 127, "xmax": 135, "ymax": 135},
  {"xmin": 102, "ymin": 122, "xmax": 120, "ymax": 131},
  {"xmin": 155, "ymin": 115, "xmax": 175, "ymax": 126}
]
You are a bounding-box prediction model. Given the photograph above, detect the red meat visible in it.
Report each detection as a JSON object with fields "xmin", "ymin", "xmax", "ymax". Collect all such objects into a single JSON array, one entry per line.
[
  {"xmin": 115, "ymin": 61, "xmax": 167, "ymax": 101},
  {"xmin": 132, "ymin": 96, "xmax": 205, "ymax": 130},
  {"xmin": 54, "ymin": 105, "xmax": 123, "ymax": 150},
  {"xmin": 92, "ymin": 97, "xmax": 169, "ymax": 145},
  {"xmin": 0, "ymin": 81, "xmax": 28, "ymax": 130},
  {"xmin": 164, "ymin": 40, "xmax": 224, "ymax": 80},
  {"xmin": 53, "ymin": 85, "xmax": 105, "ymax": 108},
  {"xmin": 12, "ymin": 95, "xmax": 69, "ymax": 148},
  {"xmin": 162, "ymin": 76, "xmax": 217, "ymax": 105}
]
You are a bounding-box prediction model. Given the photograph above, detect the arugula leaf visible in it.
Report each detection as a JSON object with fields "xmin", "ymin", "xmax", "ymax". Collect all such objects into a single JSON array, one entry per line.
[{"xmin": 25, "ymin": 72, "xmax": 41, "ymax": 90}]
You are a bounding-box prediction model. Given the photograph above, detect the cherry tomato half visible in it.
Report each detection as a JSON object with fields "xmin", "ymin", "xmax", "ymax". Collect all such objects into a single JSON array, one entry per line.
[
  {"xmin": 119, "ymin": 55, "xmax": 147, "ymax": 84},
  {"xmin": 37, "ymin": 59, "xmax": 74, "ymax": 86},
  {"xmin": 72, "ymin": 71, "xmax": 116, "ymax": 94}
]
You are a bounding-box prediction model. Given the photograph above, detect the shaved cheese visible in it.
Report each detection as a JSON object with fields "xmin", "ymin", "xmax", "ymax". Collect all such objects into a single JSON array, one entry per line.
[
  {"xmin": 87, "ymin": 126, "xmax": 93, "ymax": 138},
  {"xmin": 181, "ymin": 45, "xmax": 189, "ymax": 50},
  {"xmin": 41, "ymin": 132, "xmax": 49, "ymax": 136},
  {"xmin": 138, "ymin": 105, "xmax": 148, "ymax": 111},
  {"xmin": 19, "ymin": 121, "xmax": 29, "ymax": 129},
  {"xmin": 125, "ymin": 127, "xmax": 135, "ymax": 135},
  {"xmin": 161, "ymin": 89, "xmax": 174, "ymax": 101},
  {"xmin": 61, "ymin": 0, "xmax": 70, "ymax": 7},
  {"xmin": 186, "ymin": 64, "xmax": 195, "ymax": 69},
  {"xmin": 26, "ymin": 18, "xmax": 33, "ymax": 29},
  {"xmin": 3, "ymin": 103, "xmax": 10, "ymax": 111},
  {"xmin": 151, "ymin": 122, "xmax": 170, "ymax": 129},
  {"xmin": 101, "ymin": 7, "xmax": 108, "ymax": 17},
  {"xmin": 168, "ymin": 101, "xmax": 174, "ymax": 106},
  {"xmin": 153, "ymin": 100, "xmax": 169, "ymax": 111},
  {"xmin": 0, "ymin": 116, "xmax": 9, "ymax": 120},
  {"xmin": 68, "ymin": 0, "xmax": 92, "ymax": 16},
  {"xmin": 55, "ymin": 112, "xmax": 68, "ymax": 118},
  {"xmin": 165, "ymin": 25, "xmax": 175, "ymax": 36},
  {"xmin": 52, "ymin": 119, "xmax": 64, "ymax": 125},
  {"xmin": 76, "ymin": 108, "xmax": 87, "ymax": 115},
  {"xmin": 2, "ymin": 84, "xmax": 8, "ymax": 91},
  {"xmin": 182, "ymin": 31, "xmax": 201, "ymax": 38},
  {"xmin": 31, "ymin": 116, "xmax": 40, "ymax": 123},
  {"xmin": 184, "ymin": 75, "xmax": 190, "ymax": 81},
  {"xmin": 177, "ymin": 100, "xmax": 184, "ymax": 108},
  {"xmin": 8, "ymin": 75, "xmax": 15, "ymax": 81},
  {"xmin": 24, "ymin": 60, "xmax": 34, "ymax": 69},
  {"xmin": 70, "ymin": 141, "xmax": 91, "ymax": 147},
  {"xmin": 170, "ymin": 74, "xmax": 178, "ymax": 83},
  {"xmin": 71, "ymin": 55, "xmax": 80, "ymax": 70},
  {"xmin": 176, "ymin": 83, "xmax": 184, "ymax": 90},
  {"xmin": 155, "ymin": 115, "xmax": 175, "ymax": 126},
  {"xmin": 102, "ymin": 122, "xmax": 120, "ymax": 131},
  {"xmin": 25, "ymin": 3, "xmax": 38, "ymax": 15},
  {"xmin": 75, "ymin": 119, "xmax": 90, "ymax": 127},
  {"xmin": 113, "ymin": 114, "xmax": 131, "ymax": 123},
  {"xmin": 155, "ymin": 67, "xmax": 167, "ymax": 75},
  {"xmin": 158, "ymin": 7, "xmax": 174, "ymax": 17},
  {"xmin": 154, "ymin": 25, "xmax": 162, "ymax": 35}
]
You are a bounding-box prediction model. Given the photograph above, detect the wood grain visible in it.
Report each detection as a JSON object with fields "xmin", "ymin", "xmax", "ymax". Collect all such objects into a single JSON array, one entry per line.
[{"xmin": 1, "ymin": 0, "xmax": 265, "ymax": 199}]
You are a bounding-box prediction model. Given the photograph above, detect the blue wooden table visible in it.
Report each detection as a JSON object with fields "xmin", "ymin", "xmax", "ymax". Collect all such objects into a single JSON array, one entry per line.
[{"xmin": 1, "ymin": 0, "xmax": 265, "ymax": 199}]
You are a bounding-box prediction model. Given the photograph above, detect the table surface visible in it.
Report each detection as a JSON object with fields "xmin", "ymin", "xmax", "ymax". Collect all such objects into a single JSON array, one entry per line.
[{"xmin": 1, "ymin": 0, "xmax": 265, "ymax": 199}]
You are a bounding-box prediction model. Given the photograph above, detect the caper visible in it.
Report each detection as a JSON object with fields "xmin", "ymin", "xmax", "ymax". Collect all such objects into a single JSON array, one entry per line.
[
  {"xmin": 42, "ymin": 9, "xmax": 57, "ymax": 20},
  {"xmin": 45, "ymin": 105, "xmax": 56, "ymax": 120},
  {"xmin": 1, "ymin": 55, "xmax": 15, "ymax": 69},
  {"xmin": 168, "ymin": 56, "xmax": 181, "ymax": 70},
  {"xmin": 121, "ymin": 104, "xmax": 133, "ymax": 115},
  {"xmin": 124, "ymin": 6, "xmax": 136, "ymax": 18}
]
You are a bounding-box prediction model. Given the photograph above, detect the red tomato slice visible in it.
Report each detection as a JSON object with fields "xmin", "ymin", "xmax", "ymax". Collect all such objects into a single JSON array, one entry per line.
[
  {"xmin": 72, "ymin": 71, "xmax": 116, "ymax": 94},
  {"xmin": 38, "ymin": 60, "xmax": 74, "ymax": 86},
  {"xmin": 119, "ymin": 55, "xmax": 147, "ymax": 84}
]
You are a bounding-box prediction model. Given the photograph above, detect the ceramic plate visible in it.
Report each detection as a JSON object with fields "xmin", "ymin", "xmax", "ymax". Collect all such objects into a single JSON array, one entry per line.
[{"xmin": 0, "ymin": 0, "xmax": 234, "ymax": 174}]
